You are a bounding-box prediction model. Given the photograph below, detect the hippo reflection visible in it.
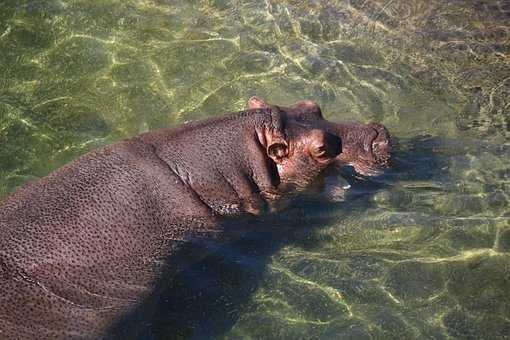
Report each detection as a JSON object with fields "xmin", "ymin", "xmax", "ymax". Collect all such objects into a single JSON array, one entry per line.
[{"xmin": 0, "ymin": 98, "xmax": 390, "ymax": 339}]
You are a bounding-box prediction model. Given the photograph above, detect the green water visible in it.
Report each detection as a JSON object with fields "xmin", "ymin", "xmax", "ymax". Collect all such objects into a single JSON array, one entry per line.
[{"xmin": 1, "ymin": 0, "xmax": 509, "ymax": 339}]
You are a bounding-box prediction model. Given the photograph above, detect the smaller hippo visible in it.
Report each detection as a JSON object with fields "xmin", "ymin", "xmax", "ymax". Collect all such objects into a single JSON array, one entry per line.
[
  {"xmin": 248, "ymin": 97, "xmax": 391, "ymax": 177},
  {"xmin": 0, "ymin": 104, "xmax": 341, "ymax": 339}
]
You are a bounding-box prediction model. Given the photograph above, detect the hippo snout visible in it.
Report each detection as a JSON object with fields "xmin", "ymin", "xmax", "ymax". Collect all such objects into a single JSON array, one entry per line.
[
  {"xmin": 368, "ymin": 123, "xmax": 392, "ymax": 167},
  {"xmin": 331, "ymin": 122, "xmax": 392, "ymax": 176}
]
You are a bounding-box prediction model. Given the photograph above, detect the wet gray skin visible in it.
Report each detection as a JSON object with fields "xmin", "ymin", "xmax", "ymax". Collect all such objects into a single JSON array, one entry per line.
[
  {"xmin": 1, "ymin": 1, "xmax": 510, "ymax": 339},
  {"xmin": 0, "ymin": 107, "xmax": 341, "ymax": 339}
]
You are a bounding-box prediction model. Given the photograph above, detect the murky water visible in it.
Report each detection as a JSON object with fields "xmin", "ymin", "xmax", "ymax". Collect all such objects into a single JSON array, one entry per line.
[{"xmin": 1, "ymin": 0, "xmax": 509, "ymax": 339}]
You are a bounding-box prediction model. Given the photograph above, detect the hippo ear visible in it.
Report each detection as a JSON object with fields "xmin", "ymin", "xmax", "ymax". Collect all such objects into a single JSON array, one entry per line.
[
  {"xmin": 308, "ymin": 130, "xmax": 342, "ymax": 164},
  {"xmin": 267, "ymin": 141, "xmax": 288, "ymax": 163},
  {"xmin": 248, "ymin": 96, "xmax": 271, "ymax": 110},
  {"xmin": 255, "ymin": 126, "xmax": 289, "ymax": 164},
  {"xmin": 290, "ymin": 100, "xmax": 323, "ymax": 117}
]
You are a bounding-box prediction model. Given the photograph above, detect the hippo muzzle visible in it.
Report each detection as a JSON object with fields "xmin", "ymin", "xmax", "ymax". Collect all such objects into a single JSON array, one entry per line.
[{"xmin": 331, "ymin": 122, "xmax": 392, "ymax": 176}]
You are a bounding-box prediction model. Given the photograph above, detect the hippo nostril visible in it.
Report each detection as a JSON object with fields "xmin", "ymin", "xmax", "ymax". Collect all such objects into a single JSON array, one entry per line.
[
  {"xmin": 374, "ymin": 140, "xmax": 388, "ymax": 147},
  {"xmin": 373, "ymin": 139, "xmax": 390, "ymax": 150}
]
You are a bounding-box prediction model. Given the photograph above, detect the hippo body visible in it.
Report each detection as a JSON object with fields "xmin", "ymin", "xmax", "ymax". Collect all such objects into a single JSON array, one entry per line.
[{"xmin": 0, "ymin": 107, "xmax": 342, "ymax": 339}]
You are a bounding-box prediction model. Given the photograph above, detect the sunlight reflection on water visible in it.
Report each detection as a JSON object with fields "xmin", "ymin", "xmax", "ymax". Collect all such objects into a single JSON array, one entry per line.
[{"xmin": 1, "ymin": 0, "xmax": 509, "ymax": 338}]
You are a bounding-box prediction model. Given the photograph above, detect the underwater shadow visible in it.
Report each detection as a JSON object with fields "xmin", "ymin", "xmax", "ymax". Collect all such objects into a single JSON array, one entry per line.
[{"xmin": 111, "ymin": 134, "xmax": 448, "ymax": 340}]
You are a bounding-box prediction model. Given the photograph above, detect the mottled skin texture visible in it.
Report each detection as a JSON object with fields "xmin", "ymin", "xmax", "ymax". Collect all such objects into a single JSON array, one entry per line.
[
  {"xmin": 0, "ymin": 107, "xmax": 341, "ymax": 339},
  {"xmin": 248, "ymin": 97, "xmax": 392, "ymax": 177}
]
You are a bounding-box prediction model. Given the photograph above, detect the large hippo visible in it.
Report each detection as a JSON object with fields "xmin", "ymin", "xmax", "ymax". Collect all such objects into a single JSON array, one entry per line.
[{"xmin": 0, "ymin": 104, "xmax": 343, "ymax": 339}]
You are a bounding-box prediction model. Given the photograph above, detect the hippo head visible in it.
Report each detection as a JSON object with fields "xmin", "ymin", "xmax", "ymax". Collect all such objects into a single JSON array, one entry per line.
[
  {"xmin": 254, "ymin": 114, "xmax": 342, "ymax": 212},
  {"xmin": 248, "ymin": 97, "xmax": 391, "ymax": 177},
  {"xmin": 274, "ymin": 126, "xmax": 342, "ymax": 194}
]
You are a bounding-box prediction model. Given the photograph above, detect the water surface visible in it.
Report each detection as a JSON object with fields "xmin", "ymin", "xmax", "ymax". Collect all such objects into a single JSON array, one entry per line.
[{"xmin": 1, "ymin": 1, "xmax": 509, "ymax": 339}]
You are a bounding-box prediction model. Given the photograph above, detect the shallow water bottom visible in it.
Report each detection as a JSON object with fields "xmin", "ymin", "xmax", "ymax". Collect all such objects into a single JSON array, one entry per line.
[{"xmin": 1, "ymin": 0, "xmax": 509, "ymax": 339}]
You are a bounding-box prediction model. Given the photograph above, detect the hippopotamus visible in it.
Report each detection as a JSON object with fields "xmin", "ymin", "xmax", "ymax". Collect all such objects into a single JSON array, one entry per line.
[
  {"xmin": 0, "ymin": 103, "xmax": 343, "ymax": 339},
  {"xmin": 0, "ymin": 96, "xmax": 392, "ymax": 339}
]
